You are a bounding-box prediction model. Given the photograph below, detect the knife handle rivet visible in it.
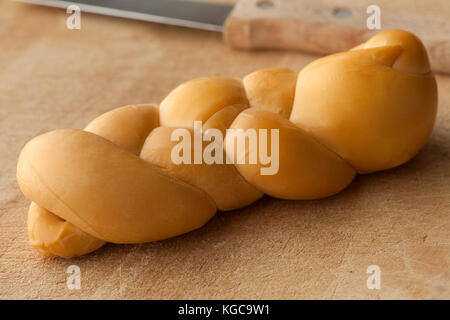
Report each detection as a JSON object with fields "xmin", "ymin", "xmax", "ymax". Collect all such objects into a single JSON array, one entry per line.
[
  {"xmin": 256, "ymin": 0, "xmax": 274, "ymax": 9},
  {"xmin": 333, "ymin": 7, "xmax": 352, "ymax": 19}
]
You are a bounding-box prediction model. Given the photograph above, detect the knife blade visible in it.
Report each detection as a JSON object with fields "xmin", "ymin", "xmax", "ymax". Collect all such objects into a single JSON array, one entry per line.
[{"xmin": 17, "ymin": 0, "xmax": 233, "ymax": 32}]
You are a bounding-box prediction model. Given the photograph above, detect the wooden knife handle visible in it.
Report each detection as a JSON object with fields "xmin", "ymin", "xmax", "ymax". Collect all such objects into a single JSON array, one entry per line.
[{"xmin": 224, "ymin": 0, "xmax": 450, "ymax": 74}]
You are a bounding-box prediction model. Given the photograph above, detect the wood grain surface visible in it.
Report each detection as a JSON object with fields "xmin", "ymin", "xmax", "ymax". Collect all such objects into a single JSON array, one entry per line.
[
  {"xmin": 0, "ymin": 0, "xmax": 449, "ymax": 299},
  {"xmin": 225, "ymin": 0, "xmax": 450, "ymax": 73}
]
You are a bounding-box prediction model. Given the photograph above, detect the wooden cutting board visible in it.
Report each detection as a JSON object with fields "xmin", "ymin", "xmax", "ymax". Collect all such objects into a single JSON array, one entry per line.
[{"xmin": 0, "ymin": 0, "xmax": 449, "ymax": 299}]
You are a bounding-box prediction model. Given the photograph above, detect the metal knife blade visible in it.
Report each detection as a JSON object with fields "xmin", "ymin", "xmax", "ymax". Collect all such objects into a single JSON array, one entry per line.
[{"xmin": 17, "ymin": 0, "xmax": 234, "ymax": 32}]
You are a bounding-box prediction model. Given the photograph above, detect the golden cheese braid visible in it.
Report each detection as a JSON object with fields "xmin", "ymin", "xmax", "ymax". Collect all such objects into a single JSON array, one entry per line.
[{"xmin": 17, "ymin": 30, "xmax": 437, "ymax": 258}]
